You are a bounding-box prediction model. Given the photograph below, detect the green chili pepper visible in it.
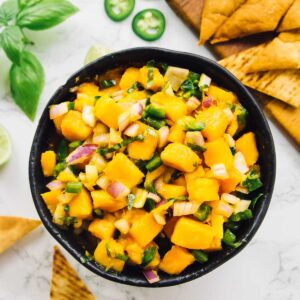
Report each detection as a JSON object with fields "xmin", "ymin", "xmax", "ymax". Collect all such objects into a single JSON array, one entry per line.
[
  {"xmin": 143, "ymin": 117, "xmax": 166, "ymax": 130},
  {"xmin": 242, "ymin": 166, "xmax": 263, "ymax": 192},
  {"xmin": 100, "ymin": 79, "xmax": 116, "ymax": 89},
  {"xmin": 57, "ymin": 139, "xmax": 68, "ymax": 162},
  {"xmin": 145, "ymin": 154, "xmax": 162, "ymax": 172},
  {"xmin": 187, "ymin": 143, "xmax": 206, "ymax": 153},
  {"xmin": 222, "ymin": 229, "xmax": 241, "ymax": 248},
  {"xmin": 65, "ymin": 182, "xmax": 82, "ymax": 194},
  {"xmin": 145, "ymin": 105, "xmax": 166, "ymax": 119},
  {"xmin": 144, "ymin": 198, "xmax": 156, "ymax": 212},
  {"xmin": 192, "ymin": 250, "xmax": 208, "ymax": 263},
  {"xmin": 142, "ymin": 246, "xmax": 157, "ymax": 266},
  {"xmin": 193, "ymin": 203, "xmax": 212, "ymax": 222},
  {"xmin": 53, "ymin": 161, "xmax": 66, "ymax": 177},
  {"xmin": 69, "ymin": 141, "xmax": 83, "ymax": 149},
  {"xmin": 104, "ymin": 0, "xmax": 135, "ymax": 22},
  {"xmin": 132, "ymin": 9, "xmax": 166, "ymax": 41},
  {"xmin": 116, "ymin": 254, "xmax": 129, "ymax": 262},
  {"xmin": 229, "ymin": 209, "xmax": 253, "ymax": 222},
  {"xmin": 68, "ymin": 102, "xmax": 75, "ymax": 110},
  {"xmin": 250, "ymin": 193, "xmax": 264, "ymax": 210}
]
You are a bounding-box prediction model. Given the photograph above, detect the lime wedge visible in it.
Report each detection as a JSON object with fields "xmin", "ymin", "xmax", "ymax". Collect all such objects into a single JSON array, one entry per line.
[
  {"xmin": 84, "ymin": 45, "xmax": 111, "ymax": 65},
  {"xmin": 0, "ymin": 124, "xmax": 12, "ymax": 166}
]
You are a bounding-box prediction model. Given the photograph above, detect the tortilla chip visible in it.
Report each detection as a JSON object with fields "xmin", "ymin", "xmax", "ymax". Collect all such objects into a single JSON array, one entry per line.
[
  {"xmin": 50, "ymin": 246, "xmax": 95, "ymax": 300},
  {"xmin": 219, "ymin": 46, "xmax": 300, "ymax": 107},
  {"xmin": 0, "ymin": 216, "xmax": 41, "ymax": 254},
  {"xmin": 278, "ymin": 0, "xmax": 300, "ymax": 32},
  {"xmin": 199, "ymin": 0, "xmax": 246, "ymax": 45},
  {"xmin": 211, "ymin": 0, "xmax": 294, "ymax": 44},
  {"xmin": 247, "ymin": 31, "xmax": 300, "ymax": 72},
  {"xmin": 266, "ymin": 100, "xmax": 300, "ymax": 145}
]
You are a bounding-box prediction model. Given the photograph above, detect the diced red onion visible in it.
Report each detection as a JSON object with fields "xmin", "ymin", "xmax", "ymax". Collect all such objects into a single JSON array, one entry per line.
[
  {"xmin": 130, "ymin": 102, "xmax": 143, "ymax": 119},
  {"xmin": 216, "ymin": 201, "xmax": 233, "ymax": 218},
  {"xmin": 211, "ymin": 163, "xmax": 229, "ymax": 180},
  {"xmin": 96, "ymin": 176, "xmax": 110, "ymax": 189},
  {"xmin": 46, "ymin": 180, "xmax": 65, "ymax": 191},
  {"xmin": 154, "ymin": 177, "xmax": 164, "ymax": 191},
  {"xmin": 106, "ymin": 181, "xmax": 130, "ymax": 199},
  {"xmin": 82, "ymin": 105, "xmax": 95, "ymax": 127},
  {"xmin": 147, "ymin": 192, "xmax": 161, "ymax": 203},
  {"xmin": 124, "ymin": 123, "xmax": 140, "ymax": 137},
  {"xmin": 186, "ymin": 96, "xmax": 201, "ymax": 113},
  {"xmin": 118, "ymin": 112, "xmax": 131, "ymax": 131},
  {"xmin": 85, "ymin": 165, "xmax": 98, "ymax": 183},
  {"xmin": 137, "ymin": 99, "xmax": 147, "ymax": 109},
  {"xmin": 185, "ymin": 131, "xmax": 205, "ymax": 147},
  {"xmin": 93, "ymin": 133, "xmax": 110, "ymax": 146},
  {"xmin": 202, "ymin": 96, "xmax": 217, "ymax": 109},
  {"xmin": 111, "ymin": 90, "xmax": 124, "ymax": 101},
  {"xmin": 158, "ymin": 126, "xmax": 169, "ymax": 148},
  {"xmin": 234, "ymin": 199, "xmax": 251, "ymax": 214},
  {"xmin": 234, "ymin": 152, "xmax": 249, "ymax": 174},
  {"xmin": 221, "ymin": 193, "xmax": 240, "ymax": 205},
  {"xmin": 66, "ymin": 144, "xmax": 97, "ymax": 165},
  {"xmin": 49, "ymin": 102, "xmax": 68, "ymax": 119},
  {"xmin": 173, "ymin": 201, "xmax": 199, "ymax": 217},
  {"xmin": 153, "ymin": 212, "xmax": 166, "ymax": 225},
  {"xmin": 114, "ymin": 219, "xmax": 129, "ymax": 234},
  {"xmin": 143, "ymin": 269, "xmax": 160, "ymax": 284},
  {"xmin": 224, "ymin": 133, "xmax": 235, "ymax": 148},
  {"xmin": 223, "ymin": 107, "xmax": 234, "ymax": 121}
]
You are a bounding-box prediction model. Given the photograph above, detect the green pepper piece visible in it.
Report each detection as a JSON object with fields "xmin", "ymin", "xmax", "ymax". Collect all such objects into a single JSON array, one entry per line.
[
  {"xmin": 145, "ymin": 154, "xmax": 162, "ymax": 172},
  {"xmin": 193, "ymin": 203, "xmax": 212, "ymax": 222},
  {"xmin": 145, "ymin": 105, "xmax": 166, "ymax": 119},
  {"xmin": 142, "ymin": 246, "xmax": 157, "ymax": 266},
  {"xmin": 69, "ymin": 141, "xmax": 83, "ymax": 149},
  {"xmin": 104, "ymin": 0, "xmax": 135, "ymax": 22},
  {"xmin": 242, "ymin": 166, "xmax": 263, "ymax": 192},
  {"xmin": 144, "ymin": 117, "xmax": 166, "ymax": 130},
  {"xmin": 229, "ymin": 209, "xmax": 253, "ymax": 222},
  {"xmin": 222, "ymin": 229, "xmax": 241, "ymax": 248},
  {"xmin": 100, "ymin": 79, "xmax": 116, "ymax": 89},
  {"xmin": 144, "ymin": 198, "xmax": 156, "ymax": 212},
  {"xmin": 192, "ymin": 250, "xmax": 208, "ymax": 263},
  {"xmin": 132, "ymin": 9, "xmax": 166, "ymax": 41},
  {"xmin": 65, "ymin": 182, "xmax": 82, "ymax": 194},
  {"xmin": 57, "ymin": 139, "xmax": 68, "ymax": 162}
]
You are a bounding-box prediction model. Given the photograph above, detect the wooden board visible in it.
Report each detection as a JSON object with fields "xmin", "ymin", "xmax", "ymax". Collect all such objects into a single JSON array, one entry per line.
[{"xmin": 166, "ymin": 0, "xmax": 300, "ymax": 147}]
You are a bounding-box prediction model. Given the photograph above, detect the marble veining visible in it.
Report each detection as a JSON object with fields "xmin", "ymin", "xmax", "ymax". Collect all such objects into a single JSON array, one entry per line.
[{"xmin": 0, "ymin": 0, "xmax": 299, "ymax": 299}]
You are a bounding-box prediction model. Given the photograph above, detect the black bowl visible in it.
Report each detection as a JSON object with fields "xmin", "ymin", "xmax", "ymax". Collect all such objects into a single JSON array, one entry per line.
[{"xmin": 29, "ymin": 47, "xmax": 276, "ymax": 287}]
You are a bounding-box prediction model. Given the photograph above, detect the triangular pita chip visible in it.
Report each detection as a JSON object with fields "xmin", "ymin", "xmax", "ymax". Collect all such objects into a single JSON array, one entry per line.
[
  {"xmin": 247, "ymin": 30, "xmax": 300, "ymax": 72},
  {"xmin": 199, "ymin": 0, "xmax": 246, "ymax": 45},
  {"xmin": 278, "ymin": 0, "xmax": 300, "ymax": 32},
  {"xmin": 211, "ymin": 0, "xmax": 294, "ymax": 44},
  {"xmin": 50, "ymin": 246, "xmax": 95, "ymax": 300},
  {"xmin": 0, "ymin": 216, "xmax": 41, "ymax": 254},
  {"xmin": 219, "ymin": 46, "xmax": 300, "ymax": 107}
]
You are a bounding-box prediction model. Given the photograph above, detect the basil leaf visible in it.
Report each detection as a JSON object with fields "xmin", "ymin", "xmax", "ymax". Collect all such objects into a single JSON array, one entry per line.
[
  {"xmin": 0, "ymin": 26, "xmax": 24, "ymax": 63},
  {"xmin": 18, "ymin": 0, "xmax": 41, "ymax": 10},
  {"xmin": 16, "ymin": 0, "xmax": 79, "ymax": 30},
  {"xmin": 10, "ymin": 51, "xmax": 44, "ymax": 120},
  {"xmin": 0, "ymin": 0, "xmax": 18, "ymax": 25}
]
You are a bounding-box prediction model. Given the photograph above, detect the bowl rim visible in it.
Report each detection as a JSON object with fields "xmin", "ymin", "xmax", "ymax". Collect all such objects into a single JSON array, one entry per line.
[{"xmin": 29, "ymin": 47, "xmax": 276, "ymax": 287}]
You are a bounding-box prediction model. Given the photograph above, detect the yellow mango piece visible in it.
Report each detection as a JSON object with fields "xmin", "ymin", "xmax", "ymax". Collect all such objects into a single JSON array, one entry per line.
[
  {"xmin": 151, "ymin": 92, "xmax": 187, "ymax": 122},
  {"xmin": 159, "ymin": 245, "xmax": 195, "ymax": 275},
  {"xmin": 161, "ymin": 143, "xmax": 200, "ymax": 172},
  {"xmin": 206, "ymin": 214, "xmax": 224, "ymax": 251},
  {"xmin": 168, "ymin": 124, "xmax": 185, "ymax": 143},
  {"xmin": 236, "ymin": 132, "xmax": 259, "ymax": 166},
  {"xmin": 172, "ymin": 175, "xmax": 186, "ymax": 186},
  {"xmin": 172, "ymin": 217, "xmax": 215, "ymax": 250},
  {"xmin": 220, "ymin": 168, "xmax": 243, "ymax": 193},
  {"xmin": 41, "ymin": 151, "xmax": 56, "ymax": 177},
  {"xmin": 88, "ymin": 215, "xmax": 115, "ymax": 240},
  {"xmin": 119, "ymin": 67, "xmax": 140, "ymax": 90},
  {"xmin": 91, "ymin": 190, "xmax": 127, "ymax": 212},
  {"xmin": 196, "ymin": 106, "xmax": 229, "ymax": 141},
  {"xmin": 61, "ymin": 111, "xmax": 92, "ymax": 141},
  {"xmin": 163, "ymin": 217, "xmax": 179, "ymax": 239},
  {"xmin": 94, "ymin": 238, "xmax": 125, "ymax": 272},
  {"xmin": 157, "ymin": 183, "xmax": 187, "ymax": 200},
  {"xmin": 69, "ymin": 188, "xmax": 93, "ymax": 219},
  {"xmin": 204, "ymin": 138, "xmax": 234, "ymax": 170},
  {"xmin": 128, "ymin": 127, "xmax": 158, "ymax": 161},
  {"xmin": 74, "ymin": 94, "xmax": 95, "ymax": 112},
  {"xmin": 207, "ymin": 85, "xmax": 237, "ymax": 105},
  {"xmin": 41, "ymin": 190, "xmax": 60, "ymax": 206},
  {"xmin": 129, "ymin": 213, "xmax": 163, "ymax": 247},
  {"xmin": 184, "ymin": 165, "xmax": 205, "ymax": 185},
  {"xmin": 94, "ymin": 96, "xmax": 124, "ymax": 129},
  {"xmin": 187, "ymin": 178, "xmax": 220, "ymax": 203},
  {"xmin": 125, "ymin": 242, "xmax": 144, "ymax": 265},
  {"xmin": 138, "ymin": 66, "xmax": 164, "ymax": 91},
  {"xmin": 104, "ymin": 153, "xmax": 144, "ymax": 189},
  {"xmin": 57, "ymin": 169, "xmax": 78, "ymax": 183},
  {"xmin": 77, "ymin": 82, "xmax": 100, "ymax": 97},
  {"xmin": 53, "ymin": 115, "xmax": 64, "ymax": 133},
  {"xmin": 227, "ymin": 117, "xmax": 239, "ymax": 137},
  {"xmin": 144, "ymin": 165, "xmax": 165, "ymax": 190}
]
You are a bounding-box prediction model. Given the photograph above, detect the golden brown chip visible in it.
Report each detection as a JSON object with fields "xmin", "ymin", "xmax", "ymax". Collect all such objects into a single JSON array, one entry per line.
[
  {"xmin": 266, "ymin": 100, "xmax": 300, "ymax": 145},
  {"xmin": 247, "ymin": 31, "xmax": 300, "ymax": 73},
  {"xmin": 278, "ymin": 0, "xmax": 300, "ymax": 32},
  {"xmin": 0, "ymin": 216, "xmax": 41, "ymax": 254},
  {"xmin": 50, "ymin": 246, "xmax": 95, "ymax": 300},
  {"xmin": 219, "ymin": 46, "xmax": 300, "ymax": 107},
  {"xmin": 211, "ymin": 0, "xmax": 294, "ymax": 44},
  {"xmin": 199, "ymin": 0, "xmax": 245, "ymax": 45}
]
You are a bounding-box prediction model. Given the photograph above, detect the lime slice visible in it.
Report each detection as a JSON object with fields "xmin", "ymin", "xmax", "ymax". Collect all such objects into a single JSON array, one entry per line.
[
  {"xmin": 0, "ymin": 124, "xmax": 12, "ymax": 166},
  {"xmin": 84, "ymin": 45, "xmax": 111, "ymax": 65}
]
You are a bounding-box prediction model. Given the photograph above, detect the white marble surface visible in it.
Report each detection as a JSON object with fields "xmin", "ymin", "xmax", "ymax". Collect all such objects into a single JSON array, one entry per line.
[{"xmin": 0, "ymin": 1, "xmax": 300, "ymax": 299}]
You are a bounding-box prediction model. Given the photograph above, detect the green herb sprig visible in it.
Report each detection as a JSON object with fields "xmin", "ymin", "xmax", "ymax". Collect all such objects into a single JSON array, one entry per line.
[{"xmin": 0, "ymin": 0, "xmax": 78, "ymax": 120}]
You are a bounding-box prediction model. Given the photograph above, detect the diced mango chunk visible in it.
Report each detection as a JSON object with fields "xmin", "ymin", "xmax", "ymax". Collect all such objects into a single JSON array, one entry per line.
[
  {"xmin": 104, "ymin": 153, "xmax": 144, "ymax": 189},
  {"xmin": 94, "ymin": 238, "xmax": 125, "ymax": 272},
  {"xmin": 138, "ymin": 66, "xmax": 164, "ymax": 91},
  {"xmin": 129, "ymin": 213, "xmax": 163, "ymax": 247},
  {"xmin": 171, "ymin": 217, "xmax": 214, "ymax": 250},
  {"xmin": 119, "ymin": 67, "xmax": 140, "ymax": 90},
  {"xmin": 204, "ymin": 138, "xmax": 233, "ymax": 170},
  {"xmin": 77, "ymin": 82, "xmax": 100, "ymax": 97},
  {"xmin": 236, "ymin": 132, "xmax": 258, "ymax": 166},
  {"xmin": 41, "ymin": 151, "xmax": 56, "ymax": 177},
  {"xmin": 61, "ymin": 111, "xmax": 92, "ymax": 141},
  {"xmin": 187, "ymin": 178, "xmax": 220, "ymax": 203},
  {"xmin": 91, "ymin": 190, "xmax": 127, "ymax": 212},
  {"xmin": 159, "ymin": 245, "xmax": 195, "ymax": 275},
  {"xmin": 168, "ymin": 124, "xmax": 185, "ymax": 143},
  {"xmin": 94, "ymin": 96, "xmax": 124, "ymax": 129},
  {"xmin": 69, "ymin": 188, "xmax": 93, "ymax": 219},
  {"xmin": 157, "ymin": 183, "xmax": 187, "ymax": 200},
  {"xmin": 88, "ymin": 215, "xmax": 115, "ymax": 240},
  {"xmin": 161, "ymin": 143, "xmax": 200, "ymax": 172},
  {"xmin": 125, "ymin": 241, "xmax": 144, "ymax": 265},
  {"xmin": 184, "ymin": 165, "xmax": 205, "ymax": 185},
  {"xmin": 207, "ymin": 85, "xmax": 237, "ymax": 105},
  {"xmin": 220, "ymin": 168, "xmax": 243, "ymax": 193}
]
